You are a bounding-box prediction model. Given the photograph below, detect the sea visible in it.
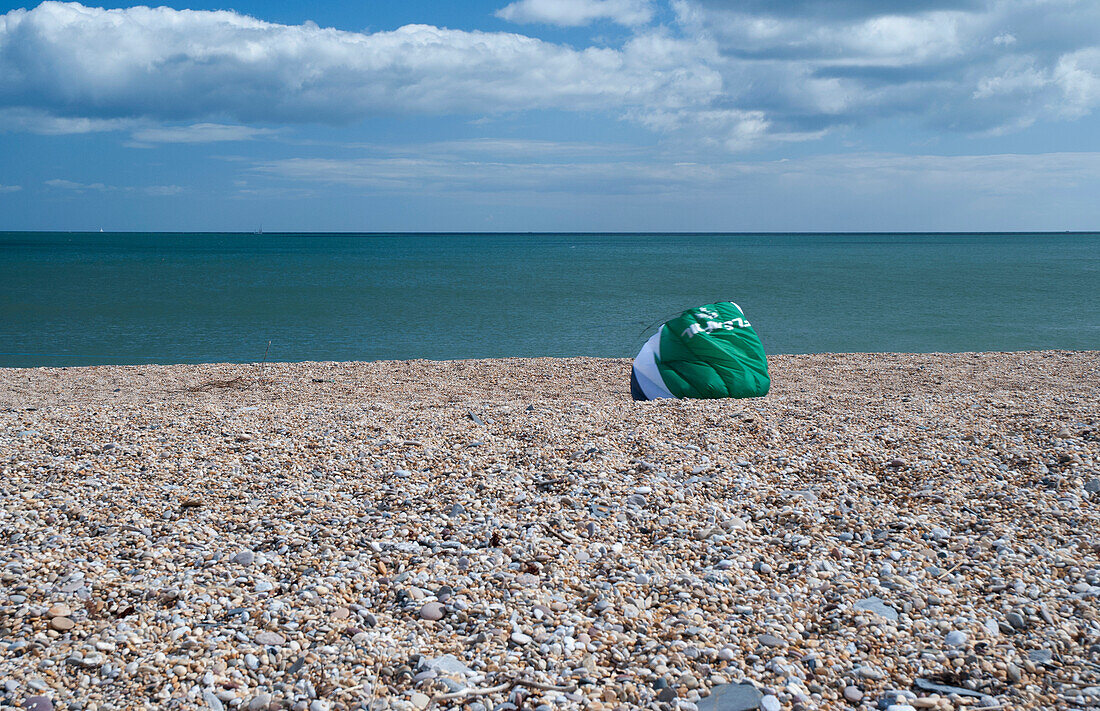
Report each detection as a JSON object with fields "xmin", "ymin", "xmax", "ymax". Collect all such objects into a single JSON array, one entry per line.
[{"xmin": 1, "ymin": 232, "xmax": 1097, "ymax": 367}]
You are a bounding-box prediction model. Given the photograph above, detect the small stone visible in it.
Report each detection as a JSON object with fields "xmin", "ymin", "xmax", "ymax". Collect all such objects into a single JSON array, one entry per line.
[
  {"xmin": 843, "ymin": 686, "xmax": 863, "ymax": 702},
  {"xmin": 309, "ymin": 702, "xmax": 330, "ymax": 711},
  {"xmin": 887, "ymin": 458, "xmax": 906, "ymax": 468},
  {"xmin": 945, "ymin": 630, "xmax": 968, "ymax": 647},
  {"xmin": 49, "ymin": 617, "xmax": 74, "ymax": 632},
  {"xmin": 657, "ymin": 687, "xmax": 677, "ymax": 703},
  {"xmin": 760, "ymin": 695, "xmax": 781, "ymax": 711},
  {"xmin": 46, "ymin": 604, "xmax": 72, "ymax": 618},
  {"xmin": 410, "ymin": 692, "xmax": 430, "ymax": 709},
  {"xmin": 757, "ymin": 634, "xmax": 784, "ymax": 648},
  {"xmin": 420, "ymin": 602, "xmax": 445, "ymax": 621},
  {"xmin": 448, "ymin": 503, "xmax": 466, "ymax": 518},
  {"xmin": 510, "ymin": 631, "xmax": 533, "ymax": 645},
  {"xmin": 23, "ymin": 697, "xmax": 54, "ymax": 711},
  {"xmin": 1085, "ymin": 478, "xmax": 1100, "ymax": 493},
  {"xmin": 856, "ymin": 665, "xmax": 885, "ymax": 681},
  {"xmin": 428, "ymin": 654, "xmax": 474, "ymax": 676},
  {"xmin": 854, "ymin": 597, "xmax": 899, "ymax": 622},
  {"xmin": 231, "ymin": 550, "xmax": 255, "ymax": 566},
  {"xmin": 1028, "ymin": 649, "xmax": 1053, "ymax": 664},
  {"xmin": 203, "ymin": 691, "xmax": 225, "ymax": 711},
  {"xmin": 255, "ymin": 631, "xmax": 285, "ymax": 646},
  {"xmin": 698, "ymin": 682, "xmax": 761, "ymax": 711},
  {"xmin": 1007, "ymin": 663, "xmax": 1022, "ymax": 683},
  {"xmin": 1007, "ymin": 612, "xmax": 1027, "ymax": 629},
  {"xmin": 913, "ymin": 678, "xmax": 992, "ymax": 699}
]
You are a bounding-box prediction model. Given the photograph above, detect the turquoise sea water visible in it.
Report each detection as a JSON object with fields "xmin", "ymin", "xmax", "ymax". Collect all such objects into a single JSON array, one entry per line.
[{"xmin": 1, "ymin": 232, "xmax": 1097, "ymax": 367}]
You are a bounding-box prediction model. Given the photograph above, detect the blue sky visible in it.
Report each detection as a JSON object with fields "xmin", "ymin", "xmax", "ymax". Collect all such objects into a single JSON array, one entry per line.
[{"xmin": 1, "ymin": 0, "xmax": 1098, "ymax": 231}]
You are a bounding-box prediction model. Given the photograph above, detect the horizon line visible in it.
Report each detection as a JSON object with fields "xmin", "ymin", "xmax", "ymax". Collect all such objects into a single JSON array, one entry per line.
[{"xmin": 3, "ymin": 229, "xmax": 1098, "ymax": 236}]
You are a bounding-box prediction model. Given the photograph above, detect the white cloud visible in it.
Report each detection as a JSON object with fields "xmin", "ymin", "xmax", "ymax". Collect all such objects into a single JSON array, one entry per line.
[
  {"xmin": 0, "ymin": 3, "xmax": 710, "ymax": 126},
  {"xmin": 1054, "ymin": 48, "xmax": 1100, "ymax": 119},
  {"xmin": 130, "ymin": 124, "xmax": 277, "ymax": 144},
  {"xmin": 45, "ymin": 178, "xmax": 112, "ymax": 192},
  {"xmin": 44, "ymin": 178, "xmax": 183, "ymax": 195},
  {"xmin": 1, "ymin": 0, "xmax": 1099, "ymax": 151},
  {"xmin": 252, "ymin": 155, "xmax": 718, "ymax": 194},
  {"xmin": 143, "ymin": 185, "xmax": 184, "ymax": 196},
  {"xmin": 251, "ymin": 142, "xmax": 1100, "ymax": 200},
  {"xmin": 0, "ymin": 108, "xmax": 135, "ymax": 135},
  {"xmin": 0, "ymin": 184, "xmax": 22, "ymax": 193},
  {"xmin": 495, "ymin": 0, "xmax": 654, "ymax": 27},
  {"xmin": 671, "ymin": 0, "xmax": 1100, "ymax": 136}
]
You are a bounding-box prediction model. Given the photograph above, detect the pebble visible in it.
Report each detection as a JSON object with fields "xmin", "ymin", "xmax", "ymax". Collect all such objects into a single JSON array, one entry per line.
[
  {"xmin": 945, "ymin": 630, "xmax": 968, "ymax": 647},
  {"xmin": 46, "ymin": 603, "xmax": 71, "ymax": 618},
  {"xmin": 759, "ymin": 695, "xmax": 781, "ymax": 711},
  {"xmin": 48, "ymin": 617, "xmax": 74, "ymax": 632},
  {"xmin": 232, "ymin": 550, "xmax": 255, "ymax": 566},
  {"xmin": 698, "ymin": 682, "xmax": 762, "ymax": 710},
  {"xmin": 420, "ymin": 602, "xmax": 445, "ymax": 621},
  {"xmin": 1028, "ymin": 649, "xmax": 1053, "ymax": 664},
  {"xmin": 254, "ymin": 631, "xmax": 285, "ymax": 646},
  {"xmin": 854, "ymin": 597, "xmax": 899, "ymax": 621},
  {"xmin": 843, "ymin": 686, "xmax": 863, "ymax": 702},
  {"xmin": 22, "ymin": 698, "xmax": 54, "ymax": 711}
]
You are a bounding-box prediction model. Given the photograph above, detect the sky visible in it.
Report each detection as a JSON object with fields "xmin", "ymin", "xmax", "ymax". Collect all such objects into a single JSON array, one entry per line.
[{"xmin": 0, "ymin": 0, "xmax": 1098, "ymax": 232}]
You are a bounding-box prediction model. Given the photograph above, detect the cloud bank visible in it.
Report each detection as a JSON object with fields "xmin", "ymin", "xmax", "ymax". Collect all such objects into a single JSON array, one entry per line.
[
  {"xmin": 495, "ymin": 0, "xmax": 655, "ymax": 26},
  {"xmin": 0, "ymin": 2, "xmax": 715, "ymax": 130},
  {"xmin": 0, "ymin": 1, "xmax": 1098, "ymax": 149}
]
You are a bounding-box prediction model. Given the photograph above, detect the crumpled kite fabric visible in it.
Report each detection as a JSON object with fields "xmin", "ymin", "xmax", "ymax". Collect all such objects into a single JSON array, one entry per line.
[{"xmin": 631, "ymin": 302, "xmax": 770, "ymax": 401}]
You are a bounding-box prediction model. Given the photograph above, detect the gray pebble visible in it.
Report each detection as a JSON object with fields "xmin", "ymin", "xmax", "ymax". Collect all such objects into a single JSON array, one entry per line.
[
  {"xmin": 420, "ymin": 602, "xmax": 445, "ymax": 621},
  {"xmin": 697, "ymin": 682, "xmax": 761, "ymax": 711},
  {"xmin": 23, "ymin": 697, "xmax": 54, "ymax": 711},
  {"xmin": 854, "ymin": 597, "xmax": 899, "ymax": 622}
]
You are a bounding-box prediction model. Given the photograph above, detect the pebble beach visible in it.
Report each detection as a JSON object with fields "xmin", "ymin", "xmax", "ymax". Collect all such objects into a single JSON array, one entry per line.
[{"xmin": 1, "ymin": 351, "xmax": 1098, "ymax": 711}]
